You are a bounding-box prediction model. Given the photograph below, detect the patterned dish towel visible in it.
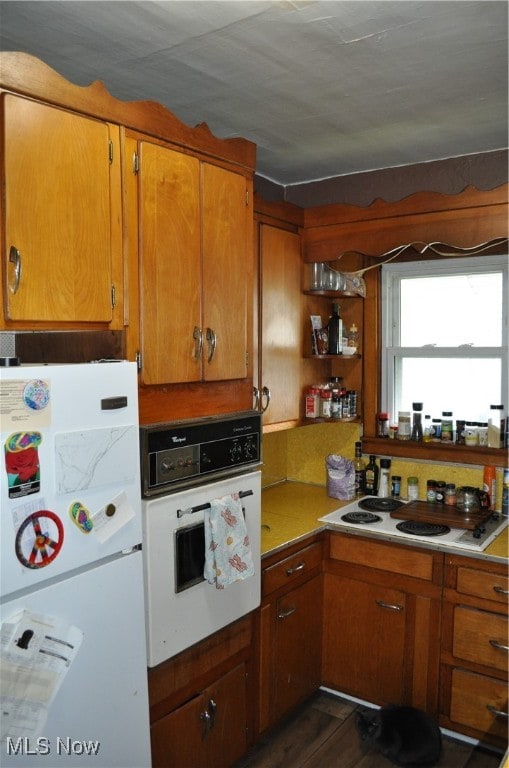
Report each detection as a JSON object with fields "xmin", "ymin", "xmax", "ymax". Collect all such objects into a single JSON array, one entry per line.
[{"xmin": 204, "ymin": 492, "xmax": 254, "ymax": 589}]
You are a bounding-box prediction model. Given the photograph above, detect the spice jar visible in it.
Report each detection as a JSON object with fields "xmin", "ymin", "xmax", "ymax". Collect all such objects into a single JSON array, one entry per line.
[
  {"xmin": 430, "ymin": 419, "xmax": 442, "ymax": 441},
  {"xmin": 464, "ymin": 422, "xmax": 478, "ymax": 446},
  {"xmin": 391, "ymin": 475, "xmax": 401, "ymax": 498},
  {"xmin": 407, "ymin": 476, "xmax": 419, "ymax": 501},
  {"xmin": 455, "ymin": 420, "xmax": 466, "ymax": 445},
  {"xmin": 478, "ymin": 422, "xmax": 488, "ymax": 446},
  {"xmin": 426, "ymin": 480, "xmax": 437, "ymax": 503},
  {"xmin": 377, "ymin": 412, "xmax": 390, "ymax": 438},
  {"xmin": 441, "ymin": 412, "xmax": 453, "ymax": 442},
  {"xmin": 436, "ymin": 481, "xmax": 446, "ymax": 503},
  {"xmin": 397, "ymin": 411, "xmax": 411, "ymax": 440},
  {"xmin": 320, "ymin": 389, "xmax": 332, "ymax": 418},
  {"xmin": 305, "ymin": 387, "xmax": 320, "ymax": 418},
  {"xmin": 445, "ymin": 483, "xmax": 456, "ymax": 506}
]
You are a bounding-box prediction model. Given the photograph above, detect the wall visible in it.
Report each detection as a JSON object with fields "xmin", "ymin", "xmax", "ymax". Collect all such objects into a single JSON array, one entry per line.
[{"xmin": 262, "ymin": 422, "xmax": 504, "ymax": 511}]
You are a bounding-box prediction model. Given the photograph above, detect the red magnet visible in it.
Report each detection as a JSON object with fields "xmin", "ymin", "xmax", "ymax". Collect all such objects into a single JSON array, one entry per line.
[{"xmin": 15, "ymin": 510, "xmax": 64, "ymax": 569}]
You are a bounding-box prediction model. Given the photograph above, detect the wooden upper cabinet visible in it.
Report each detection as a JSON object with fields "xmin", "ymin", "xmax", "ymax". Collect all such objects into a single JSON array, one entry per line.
[
  {"xmin": 138, "ymin": 142, "xmax": 201, "ymax": 385},
  {"xmin": 137, "ymin": 140, "xmax": 250, "ymax": 386},
  {"xmin": 2, "ymin": 94, "xmax": 120, "ymax": 326}
]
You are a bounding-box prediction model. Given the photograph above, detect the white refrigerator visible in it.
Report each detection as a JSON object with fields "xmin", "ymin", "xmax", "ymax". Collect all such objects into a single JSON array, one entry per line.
[{"xmin": 0, "ymin": 362, "xmax": 151, "ymax": 767}]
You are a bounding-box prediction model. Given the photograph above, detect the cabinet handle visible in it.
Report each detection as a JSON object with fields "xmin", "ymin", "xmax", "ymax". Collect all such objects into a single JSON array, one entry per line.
[
  {"xmin": 208, "ymin": 699, "xmax": 217, "ymax": 728},
  {"xmin": 489, "ymin": 639, "xmax": 509, "ymax": 652},
  {"xmin": 193, "ymin": 326, "xmax": 203, "ymax": 360},
  {"xmin": 205, "ymin": 327, "xmax": 216, "ymax": 362},
  {"xmin": 200, "ymin": 709, "xmax": 212, "ymax": 736},
  {"xmin": 253, "ymin": 386, "xmax": 260, "ymax": 410},
  {"xmin": 286, "ymin": 562, "xmax": 305, "ymax": 576},
  {"xmin": 278, "ymin": 605, "xmax": 297, "ymax": 619},
  {"xmin": 493, "ymin": 585, "xmax": 509, "ymax": 595},
  {"xmin": 375, "ymin": 599, "xmax": 404, "ymax": 612},
  {"xmin": 261, "ymin": 386, "xmax": 271, "ymax": 412},
  {"xmin": 487, "ymin": 704, "xmax": 509, "ymax": 719},
  {"xmin": 9, "ymin": 246, "xmax": 21, "ymax": 294}
]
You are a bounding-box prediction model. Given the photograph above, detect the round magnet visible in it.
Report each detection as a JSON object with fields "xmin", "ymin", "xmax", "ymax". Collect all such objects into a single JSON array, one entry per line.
[
  {"xmin": 23, "ymin": 379, "xmax": 50, "ymax": 411},
  {"xmin": 15, "ymin": 510, "xmax": 64, "ymax": 569}
]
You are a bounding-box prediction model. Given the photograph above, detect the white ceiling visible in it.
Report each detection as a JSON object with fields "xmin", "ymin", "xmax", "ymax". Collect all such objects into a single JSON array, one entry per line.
[{"xmin": 1, "ymin": 1, "xmax": 507, "ymax": 187}]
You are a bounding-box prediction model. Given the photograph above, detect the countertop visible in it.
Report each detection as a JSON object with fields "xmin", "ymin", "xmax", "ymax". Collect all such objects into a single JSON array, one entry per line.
[{"xmin": 261, "ymin": 481, "xmax": 509, "ymax": 561}]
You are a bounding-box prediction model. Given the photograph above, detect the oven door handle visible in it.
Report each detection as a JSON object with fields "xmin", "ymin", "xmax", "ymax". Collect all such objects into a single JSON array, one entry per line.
[{"xmin": 177, "ymin": 489, "xmax": 254, "ymax": 518}]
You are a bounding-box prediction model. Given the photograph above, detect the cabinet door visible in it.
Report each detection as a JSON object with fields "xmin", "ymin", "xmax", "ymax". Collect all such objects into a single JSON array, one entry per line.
[
  {"xmin": 323, "ymin": 573, "xmax": 406, "ymax": 704},
  {"xmin": 202, "ymin": 163, "xmax": 249, "ymax": 381},
  {"xmin": 205, "ymin": 663, "xmax": 248, "ymax": 768},
  {"xmin": 3, "ymin": 94, "xmax": 115, "ymax": 323},
  {"xmin": 260, "ymin": 225, "xmax": 301, "ymax": 424},
  {"xmin": 274, "ymin": 575, "xmax": 322, "ymax": 722},
  {"xmin": 150, "ymin": 692, "xmax": 207, "ymax": 768},
  {"xmin": 138, "ymin": 142, "xmax": 201, "ymax": 384}
]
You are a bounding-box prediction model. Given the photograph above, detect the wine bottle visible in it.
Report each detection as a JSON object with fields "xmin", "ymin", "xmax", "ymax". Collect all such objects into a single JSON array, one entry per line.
[
  {"xmin": 353, "ymin": 441, "xmax": 366, "ymax": 496},
  {"xmin": 327, "ymin": 302, "xmax": 342, "ymax": 355},
  {"xmin": 364, "ymin": 455, "xmax": 379, "ymax": 495}
]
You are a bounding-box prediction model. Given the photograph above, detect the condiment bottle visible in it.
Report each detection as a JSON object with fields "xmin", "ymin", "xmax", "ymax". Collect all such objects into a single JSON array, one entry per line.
[
  {"xmin": 483, "ymin": 465, "xmax": 497, "ymax": 510},
  {"xmin": 348, "ymin": 323, "xmax": 359, "ymax": 350},
  {"xmin": 435, "ymin": 481, "xmax": 446, "ymax": 503},
  {"xmin": 365, "ymin": 455, "xmax": 379, "ymax": 495},
  {"xmin": 379, "ymin": 458, "xmax": 391, "ymax": 497},
  {"xmin": 305, "ymin": 387, "xmax": 320, "ymax": 418},
  {"xmin": 353, "ymin": 442, "xmax": 366, "ymax": 496},
  {"xmin": 478, "ymin": 422, "xmax": 488, "ymax": 446},
  {"xmin": 320, "ymin": 388, "xmax": 332, "ymax": 418},
  {"xmin": 455, "ymin": 419, "xmax": 466, "ymax": 445},
  {"xmin": 430, "ymin": 418, "xmax": 442, "ymax": 441},
  {"xmin": 391, "ymin": 475, "xmax": 401, "ymax": 498},
  {"xmin": 397, "ymin": 411, "xmax": 411, "ymax": 440},
  {"xmin": 464, "ymin": 422, "xmax": 478, "ymax": 446},
  {"xmin": 411, "ymin": 402, "xmax": 423, "ymax": 442},
  {"xmin": 327, "ymin": 302, "xmax": 343, "ymax": 355},
  {"xmin": 426, "ymin": 480, "xmax": 437, "ymax": 503},
  {"xmin": 407, "ymin": 476, "xmax": 419, "ymax": 501},
  {"xmin": 423, "ymin": 415, "xmax": 432, "ymax": 442},
  {"xmin": 445, "ymin": 483, "xmax": 456, "ymax": 506},
  {"xmin": 377, "ymin": 412, "xmax": 390, "ymax": 438}
]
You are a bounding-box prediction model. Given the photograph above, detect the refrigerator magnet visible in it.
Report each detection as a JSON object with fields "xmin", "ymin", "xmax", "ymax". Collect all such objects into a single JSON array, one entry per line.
[
  {"xmin": 4, "ymin": 431, "xmax": 42, "ymax": 499},
  {"xmin": 69, "ymin": 501, "xmax": 94, "ymax": 534},
  {"xmin": 15, "ymin": 510, "xmax": 64, "ymax": 569}
]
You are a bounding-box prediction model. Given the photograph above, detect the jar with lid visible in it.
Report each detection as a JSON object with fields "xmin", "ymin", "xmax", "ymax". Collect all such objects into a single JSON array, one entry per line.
[
  {"xmin": 478, "ymin": 422, "xmax": 488, "ymax": 446},
  {"xmin": 464, "ymin": 422, "xmax": 478, "ymax": 446},
  {"xmin": 423, "ymin": 415, "xmax": 432, "ymax": 442},
  {"xmin": 397, "ymin": 411, "xmax": 411, "ymax": 440},
  {"xmin": 430, "ymin": 419, "xmax": 442, "ymax": 441},
  {"xmin": 305, "ymin": 387, "xmax": 320, "ymax": 418},
  {"xmin": 377, "ymin": 412, "xmax": 390, "ymax": 438},
  {"xmin": 441, "ymin": 412, "xmax": 453, "ymax": 442},
  {"xmin": 391, "ymin": 475, "xmax": 401, "ymax": 498},
  {"xmin": 444, "ymin": 483, "xmax": 456, "ymax": 506},
  {"xmin": 435, "ymin": 481, "xmax": 446, "ymax": 503},
  {"xmin": 407, "ymin": 476, "xmax": 419, "ymax": 501},
  {"xmin": 331, "ymin": 391, "xmax": 341, "ymax": 419},
  {"xmin": 320, "ymin": 389, "xmax": 332, "ymax": 418},
  {"xmin": 455, "ymin": 419, "xmax": 466, "ymax": 445},
  {"xmin": 426, "ymin": 480, "xmax": 437, "ymax": 503}
]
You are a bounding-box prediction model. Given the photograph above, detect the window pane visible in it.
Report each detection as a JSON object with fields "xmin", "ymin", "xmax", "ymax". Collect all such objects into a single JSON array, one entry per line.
[
  {"xmin": 400, "ymin": 273, "xmax": 502, "ymax": 346},
  {"xmin": 396, "ymin": 357, "xmax": 502, "ymax": 423}
]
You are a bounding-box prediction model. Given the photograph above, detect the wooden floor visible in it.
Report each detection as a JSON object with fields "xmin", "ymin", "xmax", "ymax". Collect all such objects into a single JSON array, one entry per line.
[{"xmin": 235, "ymin": 692, "xmax": 503, "ymax": 768}]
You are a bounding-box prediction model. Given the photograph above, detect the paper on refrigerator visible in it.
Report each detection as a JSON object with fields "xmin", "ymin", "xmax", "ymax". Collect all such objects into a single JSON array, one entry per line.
[{"xmin": 0, "ymin": 610, "xmax": 83, "ymax": 742}]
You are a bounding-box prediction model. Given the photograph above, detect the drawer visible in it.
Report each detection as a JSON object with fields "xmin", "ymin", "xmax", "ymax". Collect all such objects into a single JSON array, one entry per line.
[
  {"xmin": 450, "ymin": 668, "xmax": 508, "ymax": 740},
  {"xmin": 329, "ymin": 533, "xmax": 434, "ymax": 581},
  {"xmin": 263, "ymin": 542, "xmax": 321, "ymax": 596},
  {"xmin": 453, "ymin": 606, "xmax": 508, "ymax": 673},
  {"xmin": 457, "ymin": 566, "xmax": 509, "ymax": 606}
]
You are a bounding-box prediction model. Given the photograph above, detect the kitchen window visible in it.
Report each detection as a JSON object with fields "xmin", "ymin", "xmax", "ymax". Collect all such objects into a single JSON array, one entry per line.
[{"xmin": 381, "ymin": 255, "xmax": 508, "ymax": 426}]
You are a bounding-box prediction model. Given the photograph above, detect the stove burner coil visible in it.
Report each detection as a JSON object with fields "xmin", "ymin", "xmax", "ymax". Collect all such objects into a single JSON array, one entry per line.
[
  {"xmin": 341, "ymin": 511, "xmax": 382, "ymax": 524},
  {"xmin": 358, "ymin": 497, "xmax": 405, "ymax": 513},
  {"xmin": 396, "ymin": 520, "xmax": 451, "ymax": 537}
]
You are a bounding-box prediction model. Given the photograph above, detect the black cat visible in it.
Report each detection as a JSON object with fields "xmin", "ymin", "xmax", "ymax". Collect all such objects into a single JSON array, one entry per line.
[{"xmin": 356, "ymin": 704, "xmax": 442, "ymax": 767}]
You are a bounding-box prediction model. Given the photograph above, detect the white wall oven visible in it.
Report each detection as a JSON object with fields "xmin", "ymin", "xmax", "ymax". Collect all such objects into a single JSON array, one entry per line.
[{"xmin": 140, "ymin": 413, "xmax": 262, "ymax": 668}]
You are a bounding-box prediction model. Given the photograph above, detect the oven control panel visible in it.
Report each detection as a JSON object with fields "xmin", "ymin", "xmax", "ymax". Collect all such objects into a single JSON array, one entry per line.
[{"xmin": 140, "ymin": 412, "xmax": 262, "ymax": 496}]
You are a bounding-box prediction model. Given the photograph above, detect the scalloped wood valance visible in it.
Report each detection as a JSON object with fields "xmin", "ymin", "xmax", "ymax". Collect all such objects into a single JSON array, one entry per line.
[{"xmin": 302, "ymin": 185, "xmax": 508, "ymax": 262}]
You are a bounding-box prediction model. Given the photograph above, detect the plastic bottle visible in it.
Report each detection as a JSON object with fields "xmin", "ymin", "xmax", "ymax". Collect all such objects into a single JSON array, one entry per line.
[
  {"xmin": 483, "ymin": 465, "xmax": 497, "ymax": 511},
  {"xmin": 379, "ymin": 458, "xmax": 391, "ymax": 497},
  {"xmin": 327, "ymin": 302, "xmax": 343, "ymax": 355},
  {"xmin": 488, "ymin": 404, "xmax": 505, "ymax": 448},
  {"xmin": 353, "ymin": 442, "xmax": 366, "ymax": 497},
  {"xmin": 364, "ymin": 455, "xmax": 379, "ymax": 495}
]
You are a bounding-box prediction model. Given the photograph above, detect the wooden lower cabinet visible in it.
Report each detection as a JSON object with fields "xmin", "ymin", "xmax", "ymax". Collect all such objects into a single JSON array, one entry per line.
[
  {"xmin": 440, "ymin": 554, "xmax": 509, "ymax": 749},
  {"xmin": 322, "ymin": 533, "xmax": 442, "ymax": 714},
  {"xmin": 148, "ymin": 615, "xmax": 254, "ymax": 768},
  {"xmin": 151, "ymin": 663, "xmax": 247, "ymax": 768},
  {"xmin": 258, "ymin": 538, "xmax": 323, "ymax": 734}
]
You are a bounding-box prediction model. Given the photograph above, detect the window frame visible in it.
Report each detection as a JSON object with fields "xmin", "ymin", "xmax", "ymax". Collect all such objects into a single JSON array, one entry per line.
[{"xmin": 381, "ymin": 254, "xmax": 508, "ymax": 422}]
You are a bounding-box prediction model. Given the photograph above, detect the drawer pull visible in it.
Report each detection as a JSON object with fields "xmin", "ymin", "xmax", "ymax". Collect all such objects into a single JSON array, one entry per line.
[
  {"xmin": 493, "ymin": 585, "xmax": 509, "ymax": 595},
  {"xmin": 286, "ymin": 562, "xmax": 305, "ymax": 576},
  {"xmin": 278, "ymin": 605, "xmax": 297, "ymax": 620},
  {"xmin": 487, "ymin": 704, "xmax": 509, "ymax": 719},
  {"xmin": 375, "ymin": 599, "xmax": 404, "ymax": 612},
  {"xmin": 489, "ymin": 639, "xmax": 509, "ymax": 652}
]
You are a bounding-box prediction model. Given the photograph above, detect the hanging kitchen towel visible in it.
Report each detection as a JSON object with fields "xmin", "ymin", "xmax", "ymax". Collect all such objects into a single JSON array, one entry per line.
[{"xmin": 204, "ymin": 493, "xmax": 254, "ymax": 589}]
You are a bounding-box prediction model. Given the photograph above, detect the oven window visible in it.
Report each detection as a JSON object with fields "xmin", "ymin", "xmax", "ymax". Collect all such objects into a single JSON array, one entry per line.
[{"xmin": 175, "ymin": 522, "xmax": 205, "ymax": 593}]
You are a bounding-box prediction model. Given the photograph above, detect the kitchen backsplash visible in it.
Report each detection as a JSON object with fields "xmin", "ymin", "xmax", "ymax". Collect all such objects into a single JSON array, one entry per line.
[{"xmin": 262, "ymin": 422, "xmax": 504, "ymax": 511}]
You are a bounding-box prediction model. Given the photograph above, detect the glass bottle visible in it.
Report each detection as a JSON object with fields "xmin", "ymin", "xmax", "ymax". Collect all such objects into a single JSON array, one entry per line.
[
  {"xmin": 407, "ymin": 476, "xmax": 419, "ymax": 501},
  {"xmin": 327, "ymin": 302, "xmax": 343, "ymax": 355},
  {"xmin": 441, "ymin": 411, "xmax": 453, "ymax": 442},
  {"xmin": 423, "ymin": 415, "xmax": 432, "ymax": 442},
  {"xmin": 353, "ymin": 442, "xmax": 366, "ymax": 497},
  {"xmin": 379, "ymin": 458, "xmax": 391, "ymax": 497},
  {"xmin": 411, "ymin": 402, "xmax": 423, "ymax": 441},
  {"xmin": 398, "ymin": 411, "xmax": 411, "ymax": 440},
  {"xmin": 364, "ymin": 455, "xmax": 379, "ymax": 495}
]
